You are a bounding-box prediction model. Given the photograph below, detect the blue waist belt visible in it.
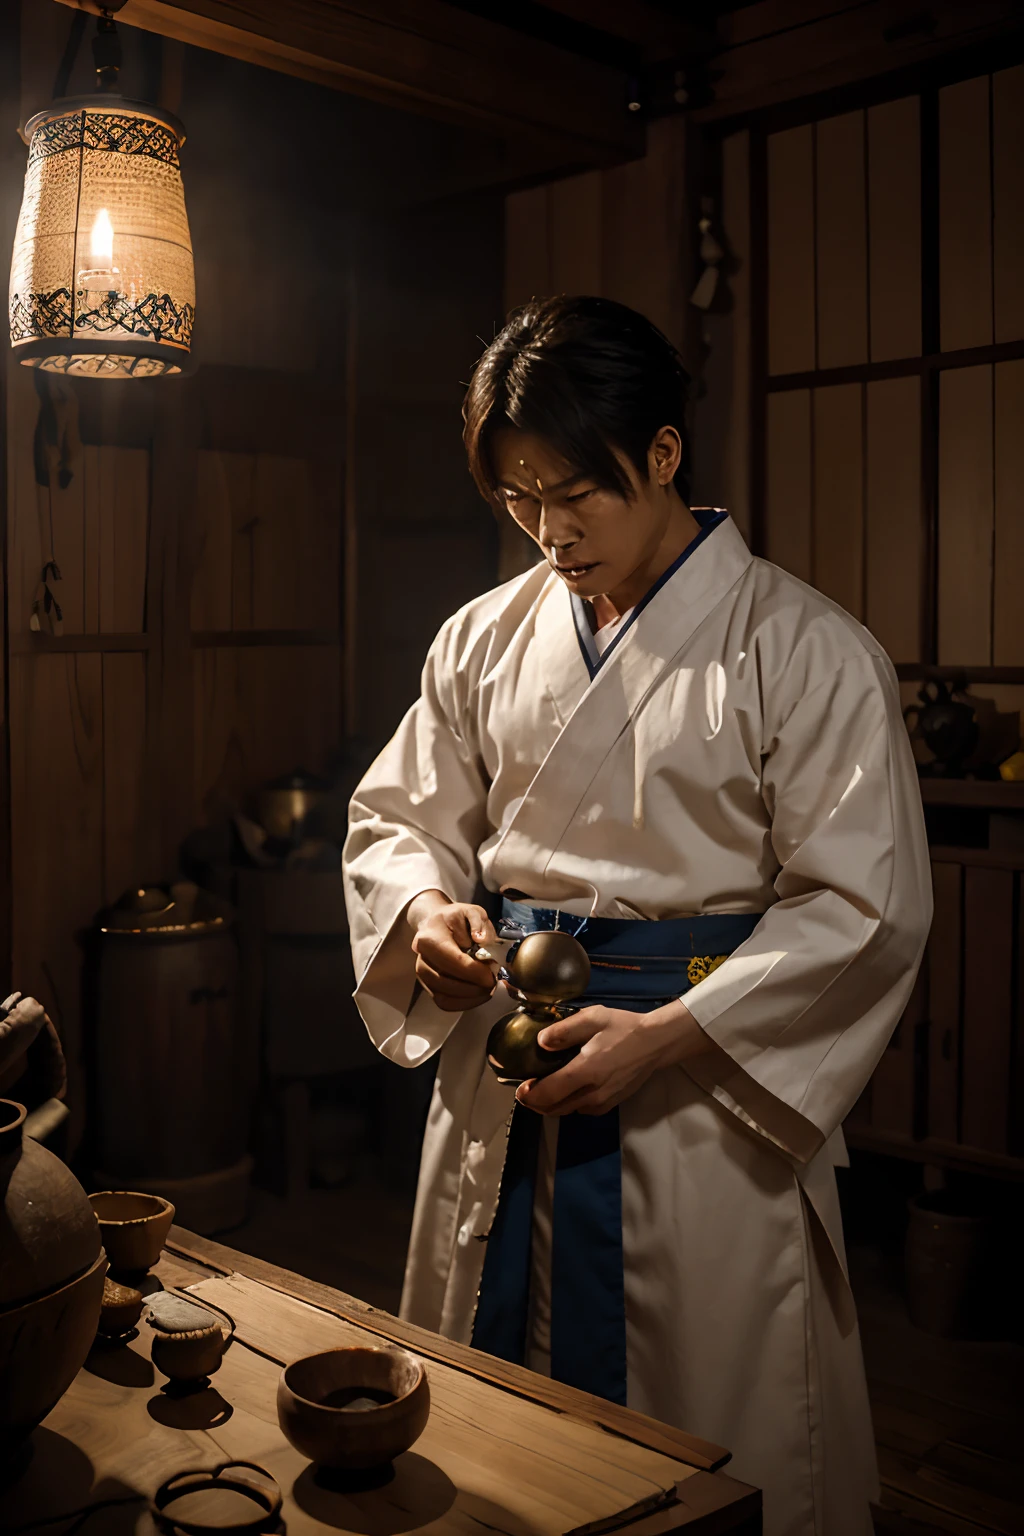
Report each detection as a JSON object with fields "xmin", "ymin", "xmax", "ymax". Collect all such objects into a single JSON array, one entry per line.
[{"xmin": 471, "ymin": 901, "xmax": 762, "ymax": 1406}]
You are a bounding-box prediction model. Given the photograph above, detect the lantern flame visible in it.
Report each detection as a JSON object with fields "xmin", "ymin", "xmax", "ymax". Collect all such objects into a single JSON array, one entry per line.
[{"xmin": 90, "ymin": 208, "xmax": 114, "ymax": 263}]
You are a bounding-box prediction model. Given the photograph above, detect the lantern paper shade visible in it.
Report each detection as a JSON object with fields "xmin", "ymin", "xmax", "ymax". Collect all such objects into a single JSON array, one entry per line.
[{"xmin": 9, "ymin": 98, "xmax": 194, "ymax": 379}]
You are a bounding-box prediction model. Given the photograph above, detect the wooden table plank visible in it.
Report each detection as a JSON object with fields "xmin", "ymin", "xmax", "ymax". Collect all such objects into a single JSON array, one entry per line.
[
  {"xmin": 184, "ymin": 1272, "xmax": 691, "ymax": 1534},
  {"xmin": 2, "ymin": 1242, "xmax": 758, "ymax": 1536},
  {"xmin": 165, "ymin": 1228, "xmax": 731, "ymax": 1472}
]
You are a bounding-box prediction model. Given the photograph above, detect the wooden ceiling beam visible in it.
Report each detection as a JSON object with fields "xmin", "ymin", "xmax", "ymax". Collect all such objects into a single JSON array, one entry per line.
[
  {"xmin": 52, "ymin": 0, "xmax": 643, "ymax": 170},
  {"xmin": 695, "ymin": 0, "xmax": 1024, "ymax": 122},
  {"xmin": 530, "ymin": 0, "xmax": 716, "ymax": 63}
]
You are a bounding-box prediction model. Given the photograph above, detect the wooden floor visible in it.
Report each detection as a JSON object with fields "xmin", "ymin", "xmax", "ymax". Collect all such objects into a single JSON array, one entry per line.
[
  {"xmin": 850, "ymin": 1245, "xmax": 1023, "ymax": 1536},
  {"xmin": 227, "ymin": 1166, "xmax": 1024, "ymax": 1536}
]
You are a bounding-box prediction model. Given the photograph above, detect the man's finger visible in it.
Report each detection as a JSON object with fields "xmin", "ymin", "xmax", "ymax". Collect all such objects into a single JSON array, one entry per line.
[
  {"xmin": 536, "ymin": 1007, "xmax": 605, "ymax": 1052},
  {"xmin": 415, "ymin": 960, "xmax": 494, "ymax": 1001},
  {"xmin": 463, "ymin": 906, "xmax": 498, "ymax": 945},
  {"xmin": 517, "ymin": 1056, "xmax": 594, "ymax": 1114},
  {"xmin": 434, "ymin": 991, "xmax": 477, "ymax": 1013},
  {"xmin": 416, "ymin": 939, "xmax": 495, "ymax": 990}
]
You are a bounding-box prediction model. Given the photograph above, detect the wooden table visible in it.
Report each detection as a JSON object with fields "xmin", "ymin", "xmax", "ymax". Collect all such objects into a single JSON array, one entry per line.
[{"xmin": 1, "ymin": 1228, "xmax": 760, "ymax": 1536}]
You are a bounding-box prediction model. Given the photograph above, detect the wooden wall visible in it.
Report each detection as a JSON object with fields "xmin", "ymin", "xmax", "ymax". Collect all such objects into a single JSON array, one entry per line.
[
  {"xmin": 3, "ymin": 3, "xmax": 501, "ymax": 1148},
  {"xmin": 345, "ymin": 201, "xmax": 501, "ymax": 745},
  {"xmin": 755, "ymin": 68, "xmax": 1024, "ymax": 672},
  {"xmin": 847, "ymin": 846, "xmax": 1024, "ymax": 1172},
  {"xmin": 501, "ymin": 116, "xmax": 695, "ymax": 579},
  {"xmin": 698, "ymin": 56, "xmax": 1024, "ymax": 1179}
]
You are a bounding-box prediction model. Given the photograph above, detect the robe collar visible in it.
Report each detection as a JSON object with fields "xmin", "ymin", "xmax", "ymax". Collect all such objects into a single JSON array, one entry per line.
[
  {"xmin": 494, "ymin": 512, "xmax": 753, "ymax": 900},
  {"xmin": 570, "ymin": 507, "xmax": 728, "ymax": 680}
]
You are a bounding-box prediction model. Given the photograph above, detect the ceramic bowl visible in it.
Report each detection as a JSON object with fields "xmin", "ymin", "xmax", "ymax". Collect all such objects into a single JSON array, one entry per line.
[
  {"xmin": 277, "ymin": 1346, "xmax": 430, "ymax": 1470},
  {"xmin": 0, "ymin": 1250, "xmax": 107, "ymax": 1451},
  {"xmin": 97, "ymin": 1276, "xmax": 144, "ymax": 1338},
  {"xmin": 151, "ymin": 1323, "xmax": 226, "ymax": 1381},
  {"xmin": 88, "ymin": 1190, "xmax": 175, "ymax": 1273}
]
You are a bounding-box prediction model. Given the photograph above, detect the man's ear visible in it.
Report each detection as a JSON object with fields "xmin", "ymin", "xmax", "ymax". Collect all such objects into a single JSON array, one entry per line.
[{"xmin": 651, "ymin": 426, "xmax": 682, "ymax": 485}]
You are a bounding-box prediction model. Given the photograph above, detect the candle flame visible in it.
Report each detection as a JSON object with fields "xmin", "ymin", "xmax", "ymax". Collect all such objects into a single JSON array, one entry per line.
[{"xmin": 90, "ymin": 208, "xmax": 114, "ymax": 263}]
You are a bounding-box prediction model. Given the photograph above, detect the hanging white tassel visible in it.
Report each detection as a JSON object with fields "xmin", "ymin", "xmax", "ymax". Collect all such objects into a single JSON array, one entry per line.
[{"xmin": 690, "ymin": 209, "xmax": 724, "ymax": 312}]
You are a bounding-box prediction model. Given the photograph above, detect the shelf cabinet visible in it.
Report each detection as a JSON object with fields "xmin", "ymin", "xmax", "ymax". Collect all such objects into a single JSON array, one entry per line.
[{"xmin": 846, "ymin": 844, "xmax": 1024, "ymax": 1178}]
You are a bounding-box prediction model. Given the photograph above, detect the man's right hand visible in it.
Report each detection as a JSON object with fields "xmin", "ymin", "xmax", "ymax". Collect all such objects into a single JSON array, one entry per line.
[{"xmin": 406, "ymin": 891, "xmax": 499, "ymax": 1012}]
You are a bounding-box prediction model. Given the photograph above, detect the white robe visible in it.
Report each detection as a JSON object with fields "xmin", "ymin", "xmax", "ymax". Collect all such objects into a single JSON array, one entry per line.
[{"xmin": 343, "ymin": 515, "xmax": 933, "ymax": 1536}]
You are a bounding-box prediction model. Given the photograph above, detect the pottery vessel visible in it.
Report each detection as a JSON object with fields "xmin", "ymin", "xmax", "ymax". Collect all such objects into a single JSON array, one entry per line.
[
  {"xmin": 88, "ymin": 1190, "xmax": 175, "ymax": 1272},
  {"xmin": 0, "ymin": 1098, "xmax": 107, "ymax": 1460},
  {"xmin": 486, "ymin": 929, "xmax": 591, "ymax": 1086},
  {"xmin": 97, "ymin": 1277, "xmax": 144, "ymax": 1338},
  {"xmin": 278, "ymin": 1346, "xmax": 430, "ymax": 1470},
  {"xmin": 151, "ymin": 1322, "xmax": 227, "ymax": 1381}
]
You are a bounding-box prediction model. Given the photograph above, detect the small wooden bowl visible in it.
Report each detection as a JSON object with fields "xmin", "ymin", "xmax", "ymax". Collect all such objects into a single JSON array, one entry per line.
[
  {"xmin": 151, "ymin": 1323, "xmax": 226, "ymax": 1382},
  {"xmin": 97, "ymin": 1277, "xmax": 144, "ymax": 1338},
  {"xmin": 277, "ymin": 1346, "xmax": 430, "ymax": 1471},
  {"xmin": 88, "ymin": 1191, "xmax": 175, "ymax": 1273}
]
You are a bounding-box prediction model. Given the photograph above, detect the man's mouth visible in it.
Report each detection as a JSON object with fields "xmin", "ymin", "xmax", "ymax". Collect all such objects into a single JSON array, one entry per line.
[{"xmin": 553, "ymin": 560, "xmax": 598, "ymax": 578}]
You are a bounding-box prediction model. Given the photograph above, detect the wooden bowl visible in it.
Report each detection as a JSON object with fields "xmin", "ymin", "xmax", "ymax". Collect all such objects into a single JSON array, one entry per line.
[
  {"xmin": 97, "ymin": 1276, "xmax": 144, "ymax": 1337},
  {"xmin": 88, "ymin": 1191, "xmax": 175, "ymax": 1273},
  {"xmin": 277, "ymin": 1346, "xmax": 430, "ymax": 1471},
  {"xmin": 151, "ymin": 1323, "xmax": 226, "ymax": 1381}
]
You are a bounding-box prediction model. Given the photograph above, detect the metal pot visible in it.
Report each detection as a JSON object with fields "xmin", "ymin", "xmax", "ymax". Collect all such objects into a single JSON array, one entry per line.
[{"xmin": 257, "ymin": 770, "xmax": 329, "ymax": 842}]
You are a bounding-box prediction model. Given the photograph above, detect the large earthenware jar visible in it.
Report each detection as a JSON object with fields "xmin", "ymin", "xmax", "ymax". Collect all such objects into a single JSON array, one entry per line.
[{"xmin": 0, "ymin": 1099, "xmax": 107, "ymax": 1466}]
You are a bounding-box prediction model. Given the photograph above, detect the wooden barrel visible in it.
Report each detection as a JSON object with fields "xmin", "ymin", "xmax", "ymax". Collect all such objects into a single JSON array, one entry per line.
[
  {"xmin": 904, "ymin": 1192, "xmax": 994, "ymax": 1337},
  {"xmin": 94, "ymin": 910, "xmax": 248, "ymax": 1185}
]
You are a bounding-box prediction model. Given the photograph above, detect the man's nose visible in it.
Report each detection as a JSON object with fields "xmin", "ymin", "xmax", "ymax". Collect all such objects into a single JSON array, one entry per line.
[{"xmin": 539, "ymin": 502, "xmax": 579, "ymax": 548}]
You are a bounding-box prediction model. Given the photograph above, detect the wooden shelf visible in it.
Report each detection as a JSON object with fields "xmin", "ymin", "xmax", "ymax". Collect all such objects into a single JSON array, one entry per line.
[
  {"xmin": 917, "ymin": 778, "xmax": 1024, "ymax": 809},
  {"xmin": 930, "ymin": 845, "xmax": 1024, "ymax": 869},
  {"xmin": 845, "ymin": 1127, "xmax": 1024, "ymax": 1182},
  {"xmin": 14, "ymin": 632, "xmax": 151, "ymax": 654},
  {"xmin": 191, "ymin": 629, "xmax": 340, "ymax": 648},
  {"xmin": 896, "ymin": 662, "xmax": 1024, "ymax": 684}
]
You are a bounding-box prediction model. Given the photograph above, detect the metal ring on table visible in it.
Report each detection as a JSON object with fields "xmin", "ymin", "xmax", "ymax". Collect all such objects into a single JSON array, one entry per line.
[{"xmin": 150, "ymin": 1460, "xmax": 283, "ymax": 1534}]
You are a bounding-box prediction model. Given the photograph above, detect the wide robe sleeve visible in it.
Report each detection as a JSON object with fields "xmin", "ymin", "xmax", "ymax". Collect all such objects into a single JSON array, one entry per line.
[
  {"xmin": 343, "ymin": 618, "xmax": 492, "ymax": 1067},
  {"xmin": 682, "ymin": 648, "xmax": 932, "ymax": 1164}
]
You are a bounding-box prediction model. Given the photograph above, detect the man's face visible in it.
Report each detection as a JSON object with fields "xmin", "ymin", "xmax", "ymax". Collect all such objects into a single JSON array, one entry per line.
[{"xmin": 491, "ymin": 428, "xmax": 677, "ymax": 602}]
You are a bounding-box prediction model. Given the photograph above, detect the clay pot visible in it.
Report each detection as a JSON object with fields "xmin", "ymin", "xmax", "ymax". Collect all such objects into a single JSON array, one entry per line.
[
  {"xmin": 0, "ymin": 1099, "xmax": 107, "ymax": 1459},
  {"xmin": 905, "ymin": 1192, "xmax": 995, "ymax": 1338},
  {"xmin": 278, "ymin": 1346, "xmax": 430, "ymax": 1470},
  {"xmin": 88, "ymin": 1190, "xmax": 175, "ymax": 1273},
  {"xmin": 97, "ymin": 1277, "xmax": 144, "ymax": 1338},
  {"xmin": 0, "ymin": 1101, "xmax": 100, "ymax": 1307},
  {"xmin": 151, "ymin": 1322, "xmax": 227, "ymax": 1382}
]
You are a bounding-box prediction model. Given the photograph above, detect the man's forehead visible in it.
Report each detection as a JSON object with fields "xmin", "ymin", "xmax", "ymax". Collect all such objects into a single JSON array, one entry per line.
[{"xmin": 499, "ymin": 456, "xmax": 586, "ymax": 496}]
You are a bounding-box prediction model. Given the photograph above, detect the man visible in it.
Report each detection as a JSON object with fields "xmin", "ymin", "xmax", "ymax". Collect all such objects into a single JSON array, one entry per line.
[{"xmin": 343, "ymin": 296, "xmax": 932, "ymax": 1535}]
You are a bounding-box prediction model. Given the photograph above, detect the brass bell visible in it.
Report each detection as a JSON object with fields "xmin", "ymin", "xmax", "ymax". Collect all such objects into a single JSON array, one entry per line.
[{"xmin": 486, "ymin": 929, "xmax": 591, "ymax": 1086}]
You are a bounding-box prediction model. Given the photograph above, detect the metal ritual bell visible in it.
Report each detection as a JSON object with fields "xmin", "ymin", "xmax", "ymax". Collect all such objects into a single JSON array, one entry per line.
[{"xmin": 486, "ymin": 930, "xmax": 591, "ymax": 1087}]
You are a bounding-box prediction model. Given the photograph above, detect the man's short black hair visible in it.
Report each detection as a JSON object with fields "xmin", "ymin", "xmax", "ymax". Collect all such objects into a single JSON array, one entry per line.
[{"xmin": 463, "ymin": 295, "xmax": 692, "ymax": 506}]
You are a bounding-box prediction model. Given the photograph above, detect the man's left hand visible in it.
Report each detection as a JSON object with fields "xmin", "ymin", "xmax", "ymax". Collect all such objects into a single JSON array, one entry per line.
[{"xmin": 515, "ymin": 999, "xmax": 715, "ymax": 1117}]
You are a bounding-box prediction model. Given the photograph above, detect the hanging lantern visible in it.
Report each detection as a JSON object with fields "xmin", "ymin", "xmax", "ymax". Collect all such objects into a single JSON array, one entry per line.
[{"xmin": 9, "ymin": 96, "xmax": 194, "ymax": 379}]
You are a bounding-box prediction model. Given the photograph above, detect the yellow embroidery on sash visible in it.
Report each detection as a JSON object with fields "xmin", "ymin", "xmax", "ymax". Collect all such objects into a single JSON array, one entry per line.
[{"xmin": 687, "ymin": 954, "xmax": 728, "ymax": 987}]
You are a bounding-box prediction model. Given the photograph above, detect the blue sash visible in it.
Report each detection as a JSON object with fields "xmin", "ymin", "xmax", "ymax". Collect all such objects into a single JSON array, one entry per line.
[{"xmin": 471, "ymin": 901, "xmax": 762, "ymax": 1405}]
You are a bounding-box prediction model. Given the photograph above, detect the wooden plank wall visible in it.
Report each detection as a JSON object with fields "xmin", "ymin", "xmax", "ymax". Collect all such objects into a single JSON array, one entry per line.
[
  {"xmin": 848, "ymin": 852, "xmax": 1024, "ymax": 1164},
  {"xmin": 689, "ymin": 131, "xmax": 752, "ymax": 538},
  {"xmin": 6, "ymin": 4, "xmax": 501, "ymax": 1148},
  {"xmin": 760, "ymin": 68, "xmax": 1024, "ymax": 673},
  {"xmin": 345, "ymin": 200, "xmax": 502, "ymax": 745},
  {"xmin": 762, "ymin": 103, "xmax": 924, "ymax": 657},
  {"xmin": 501, "ymin": 116, "xmax": 693, "ymax": 579},
  {"xmin": 751, "ymin": 62, "xmax": 1024, "ymax": 1173}
]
